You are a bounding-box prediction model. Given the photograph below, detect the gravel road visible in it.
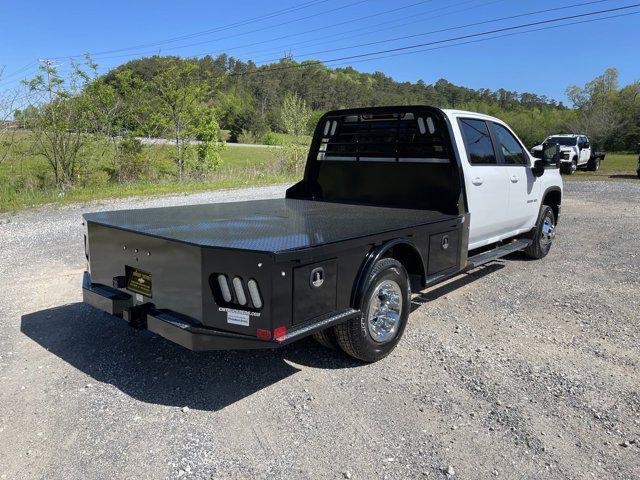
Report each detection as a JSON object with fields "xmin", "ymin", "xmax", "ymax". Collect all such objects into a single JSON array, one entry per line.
[{"xmin": 0, "ymin": 181, "xmax": 638, "ymax": 480}]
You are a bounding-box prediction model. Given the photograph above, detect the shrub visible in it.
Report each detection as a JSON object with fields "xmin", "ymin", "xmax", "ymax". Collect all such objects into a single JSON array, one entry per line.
[
  {"xmin": 236, "ymin": 130, "xmax": 258, "ymax": 145},
  {"xmin": 276, "ymin": 143, "xmax": 308, "ymax": 175},
  {"xmin": 113, "ymin": 136, "xmax": 147, "ymax": 182},
  {"xmin": 261, "ymin": 131, "xmax": 282, "ymax": 146}
]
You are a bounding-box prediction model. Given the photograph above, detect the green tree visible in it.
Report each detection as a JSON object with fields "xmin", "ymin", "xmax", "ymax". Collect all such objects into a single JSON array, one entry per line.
[
  {"xmin": 146, "ymin": 60, "xmax": 211, "ymax": 181},
  {"xmin": 24, "ymin": 58, "xmax": 100, "ymax": 187},
  {"xmin": 280, "ymin": 92, "xmax": 311, "ymax": 136},
  {"xmin": 0, "ymin": 70, "xmax": 21, "ymax": 166},
  {"xmin": 186, "ymin": 104, "xmax": 225, "ymax": 178},
  {"xmin": 564, "ymin": 68, "xmax": 638, "ymax": 149}
]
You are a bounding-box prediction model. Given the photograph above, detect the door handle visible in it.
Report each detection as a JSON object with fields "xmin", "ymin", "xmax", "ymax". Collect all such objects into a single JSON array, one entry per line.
[
  {"xmin": 472, "ymin": 177, "xmax": 483, "ymax": 186},
  {"xmin": 510, "ymin": 175, "xmax": 519, "ymax": 183}
]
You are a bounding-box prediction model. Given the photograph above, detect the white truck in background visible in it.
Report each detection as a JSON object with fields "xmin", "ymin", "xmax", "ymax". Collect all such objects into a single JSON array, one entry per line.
[{"xmin": 531, "ymin": 134, "xmax": 605, "ymax": 174}]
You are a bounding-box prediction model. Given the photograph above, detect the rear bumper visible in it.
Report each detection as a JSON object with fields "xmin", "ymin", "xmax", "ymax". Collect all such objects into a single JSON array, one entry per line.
[{"xmin": 82, "ymin": 272, "xmax": 358, "ymax": 351}]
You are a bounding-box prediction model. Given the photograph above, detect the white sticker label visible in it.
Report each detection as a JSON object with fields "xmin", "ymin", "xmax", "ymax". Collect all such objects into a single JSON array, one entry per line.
[
  {"xmin": 136, "ymin": 294, "xmax": 144, "ymax": 303},
  {"xmin": 227, "ymin": 310, "xmax": 250, "ymax": 327}
]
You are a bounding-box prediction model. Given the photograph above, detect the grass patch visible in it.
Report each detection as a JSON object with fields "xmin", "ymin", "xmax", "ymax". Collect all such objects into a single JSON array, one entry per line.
[
  {"xmin": 567, "ymin": 152, "xmax": 639, "ymax": 181},
  {"xmin": 0, "ymin": 132, "xmax": 297, "ymax": 212},
  {"xmin": 1, "ymin": 174, "xmax": 295, "ymax": 212}
]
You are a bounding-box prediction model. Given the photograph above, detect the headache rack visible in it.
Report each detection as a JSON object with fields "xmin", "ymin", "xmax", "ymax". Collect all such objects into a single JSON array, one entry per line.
[
  {"xmin": 317, "ymin": 111, "xmax": 451, "ymax": 163},
  {"xmin": 288, "ymin": 105, "xmax": 465, "ymax": 214}
]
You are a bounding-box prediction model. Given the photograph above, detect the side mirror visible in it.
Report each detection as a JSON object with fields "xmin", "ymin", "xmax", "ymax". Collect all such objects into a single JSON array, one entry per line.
[
  {"xmin": 542, "ymin": 142, "xmax": 561, "ymax": 168},
  {"xmin": 532, "ymin": 159, "xmax": 545, "ymax": 177},
  {"xmin": 531, "ymin": 147, "xmax": 543, "ymax": 159},
  {"xmin": 533, "ymin": 142, "xmax": 560, "ymax": 177}
]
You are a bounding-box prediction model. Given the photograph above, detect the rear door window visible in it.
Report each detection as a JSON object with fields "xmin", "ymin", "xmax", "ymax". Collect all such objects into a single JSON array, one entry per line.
[
  {"xmin": 492, "ymin": 123, "xmax": 527, "ymax": 166},
  {"xmin": 458, "ymin": 118, "xmax": 497, "ymax": 165}
]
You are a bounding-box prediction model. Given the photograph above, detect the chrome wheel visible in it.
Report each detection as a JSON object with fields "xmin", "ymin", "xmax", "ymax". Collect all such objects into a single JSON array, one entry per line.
[
  {"xmin": 367, "ymin": 280, "xmax": 403, "ymax": 344},
  {"xmin": 540, "ymin": 213, "xmax": 556, "ymax": 249}
]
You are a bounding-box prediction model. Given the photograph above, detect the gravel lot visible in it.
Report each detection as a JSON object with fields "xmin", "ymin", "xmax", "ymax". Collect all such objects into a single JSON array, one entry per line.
[{"xmin": 0, "ymin": 181, "xmax": 638, "ymax": 480}]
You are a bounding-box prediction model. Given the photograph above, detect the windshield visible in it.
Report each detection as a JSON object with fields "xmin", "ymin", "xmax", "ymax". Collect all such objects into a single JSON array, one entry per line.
[{"xmin": 546, "ymin": 136, "xmax": 577, "ymax": 146}]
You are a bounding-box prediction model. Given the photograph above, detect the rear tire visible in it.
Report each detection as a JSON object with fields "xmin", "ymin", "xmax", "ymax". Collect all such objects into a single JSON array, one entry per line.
[
  {"xmin": 335, "ymin": 258, "xmax": 411, "ymax": 362},
  {"xmin": 587, "ymin": 157, "xmax": 600, "ymax": 172},
  {"xmin": 312, "ymin": 328, "xmax": 339, "ymax": 350},
  {"xmin": 524, "ymin": 205, "xmax": 556, "ymax": 260}
]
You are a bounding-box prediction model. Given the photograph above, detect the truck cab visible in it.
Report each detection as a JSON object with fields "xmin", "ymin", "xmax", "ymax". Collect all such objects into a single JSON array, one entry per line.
[
  {"xmin": 81, "ymin": 106, "xmax": 563, "ymax": 362},
  {"xmin": 444, "ymin": 110, "xmax": 562, "ymax": 250}
]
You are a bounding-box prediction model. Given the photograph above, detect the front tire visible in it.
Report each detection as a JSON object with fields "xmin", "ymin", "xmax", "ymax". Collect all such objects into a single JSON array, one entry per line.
[
  {"xmin": 334, "ymin": 258, "xmax": 411, "ymax": 362},
  {"xmin": 524, "ymin": 205, "xmax": 556, "ymax": 259},
  {"xmin": 560, "ymin": 160, "xmax": 576, "ymax": 175}
]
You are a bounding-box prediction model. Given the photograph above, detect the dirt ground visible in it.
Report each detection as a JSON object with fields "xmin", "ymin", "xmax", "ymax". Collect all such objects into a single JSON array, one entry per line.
[{"xmin": 0, "ymin": 181, "xmax": 638, "ymax": 480}]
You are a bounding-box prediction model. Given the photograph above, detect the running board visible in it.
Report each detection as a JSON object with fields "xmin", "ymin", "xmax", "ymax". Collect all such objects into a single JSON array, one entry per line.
[{"xmin": 466, "ymin": 239, "xmax": 532, "ymax": 270}]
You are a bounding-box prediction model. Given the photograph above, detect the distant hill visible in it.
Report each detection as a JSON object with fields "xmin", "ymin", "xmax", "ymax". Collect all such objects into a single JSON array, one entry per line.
[
  {"xmin": 102, "ymin": 54, "xmax": 574, "ymax": 147},
  {"xmin": 109, "ymin": 54, "xmax": 565, "ymax": 111}
]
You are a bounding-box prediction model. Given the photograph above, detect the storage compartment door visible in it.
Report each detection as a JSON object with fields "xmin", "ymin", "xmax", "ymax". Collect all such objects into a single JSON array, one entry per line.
[
  {"xmin": 427, "ymin": 231, "xmax": 460, "ymax": 275},
  {"xmin": 292, "ymin": 259, "xmax": 337, "ymax": 325}
]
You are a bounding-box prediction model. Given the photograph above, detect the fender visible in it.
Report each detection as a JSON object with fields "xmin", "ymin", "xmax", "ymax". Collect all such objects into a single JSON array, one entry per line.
[
  {"xmin": 351, "ymin": 238, "xmax": 424, "ymax": 310},
  {"xmin": 541, "ymin": 186, "xmax": 562, "ymax": 223}
]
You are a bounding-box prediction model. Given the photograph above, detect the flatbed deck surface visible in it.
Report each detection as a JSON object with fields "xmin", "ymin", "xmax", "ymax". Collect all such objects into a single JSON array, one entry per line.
[{"xmin": 84, "ymin": 199, "xmax": 457, "ymax": 253}]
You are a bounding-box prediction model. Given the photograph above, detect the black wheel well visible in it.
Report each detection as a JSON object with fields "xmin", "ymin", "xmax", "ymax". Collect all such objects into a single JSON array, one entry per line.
[
  {"xmin": 542, "ymin": 189, "xmax": 561, "ymax": 222},
  {"xmin": 353, "ymin": 240, "xmax": 426, "ymax": 309},
  {"xmin": 382, "ymin": 243, "xmax": 425, "ymax": 291}
]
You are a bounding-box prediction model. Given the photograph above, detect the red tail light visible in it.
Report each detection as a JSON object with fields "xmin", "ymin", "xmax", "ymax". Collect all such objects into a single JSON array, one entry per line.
[
  {"xmin": 273, "ymin": 326, "xmax": 286, "ymax": 342},
  {"xmin": 256, "ymin": 329, "xmax": 271, "ymax": 341}
]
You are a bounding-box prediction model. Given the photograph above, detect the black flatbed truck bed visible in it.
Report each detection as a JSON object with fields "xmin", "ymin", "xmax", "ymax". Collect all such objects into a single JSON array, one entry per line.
[
  {"xmin": 83, "ymin": 197, "xmax": 464, "ymax": 350},
  {"xmin": 84, "ymin": 198, "xmax": 460, "ymax": 255}
]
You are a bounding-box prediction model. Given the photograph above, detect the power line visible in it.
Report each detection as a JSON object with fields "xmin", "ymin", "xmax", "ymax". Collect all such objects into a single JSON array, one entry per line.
[
  {"xmin": 51, "ymin": 0, "xmax": 333, "ymax": 59},
  {"xmin": 0, "ymin": 0, "xmax": 340, "ymax": 85},
  {"xmin": 0, "ymin": 0, "xmax": 480, "ymax": 82},
  {"xmin": 88, "ymin": 0, "xmax": 436, "ymax": 62},
  {"xmin": 0, "ymin": 62, "xmax": 38, "ymax": 86},
  {"xmin": 329, "ymin": 10, "xmax": 640, "ymax": 69},
  {"xmin": 52, "ymin": 0, "xmax": 369, "ymax": 61},
  {"xmin": 255, "ymin": 0, "xmax": 617, "ymax": 63},
  {"xmin": 228, "ymin": 3, "xmax": 640, "ymax": 76},
  {"xmin": 242, "ymin": 0, "xmax": 504, "ymax": 62}
]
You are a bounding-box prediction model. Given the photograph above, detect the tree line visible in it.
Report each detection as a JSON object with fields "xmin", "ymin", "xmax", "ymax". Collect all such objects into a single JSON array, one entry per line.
[{"xmin": 4, "ymin": 54, "xmax": 640, "ymax": 190}]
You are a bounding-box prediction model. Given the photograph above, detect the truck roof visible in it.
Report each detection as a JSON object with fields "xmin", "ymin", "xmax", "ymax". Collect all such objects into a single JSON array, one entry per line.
[
  {"xmin": 84, "ymin": 199, "xmax": 458, "ymax": 254},
  {"xmin": 440, "ymin": 109, "xmax": 505, "ymax": 124}
]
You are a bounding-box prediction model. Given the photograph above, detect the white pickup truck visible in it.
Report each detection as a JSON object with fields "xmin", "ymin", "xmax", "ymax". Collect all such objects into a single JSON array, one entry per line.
[
  {"xmin": 532, "ymin": 134, "xmax": 605, "ymax": 174},
  {"xmin": 82, "ymin": 106, "xmax": 564, "ymax": 362}
]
